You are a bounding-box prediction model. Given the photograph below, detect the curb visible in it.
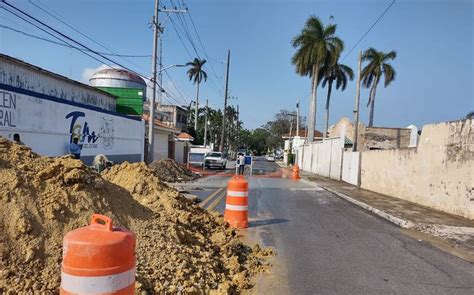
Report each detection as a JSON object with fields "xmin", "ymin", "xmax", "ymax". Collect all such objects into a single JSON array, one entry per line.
[{"xmin": 320, "ymin": 186, "xmax": 416, "ymax": 229}]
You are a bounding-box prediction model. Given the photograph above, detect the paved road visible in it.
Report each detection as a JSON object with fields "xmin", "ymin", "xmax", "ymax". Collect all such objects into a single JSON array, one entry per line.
[{"xmin": 184, "ymin": 159, "xmax": 474, "ymax": 294}]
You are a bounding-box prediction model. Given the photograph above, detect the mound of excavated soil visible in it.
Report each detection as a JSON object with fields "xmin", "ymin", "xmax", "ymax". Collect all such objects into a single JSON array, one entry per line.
[
  {"xmin": 148, "ymin": 158, "xmax": 198, "ymax": 182},
  {"xmin": 0, "ymin": 137, "xmax": 272, "ymax": 294}
]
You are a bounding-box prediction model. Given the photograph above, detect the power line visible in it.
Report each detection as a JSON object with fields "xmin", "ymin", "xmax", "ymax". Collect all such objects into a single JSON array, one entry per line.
[
  {"xmin": 28, "ymin": 0, "xmax": 150, "ymax": 70},
  {"xmin": 0, "ymin": 24, "xmax": 151, "ymax": 58},
  {"xmin": 182, "ymin": 0, "xmax": 225, "ymax": 88},
  {"xmin": 166, "ymin": 0, "xmax": 224, "ymax": 95},
  {"xmin": 341, "ymin": 0, "xmax": 396, "ymax": 62},
  {"xmin": 163, "ymin": 69, "xmax": 189, "ymax": 105},
  {"xmin": 1, "ymin": 0, "xmax": 181, "ymax": 104}
]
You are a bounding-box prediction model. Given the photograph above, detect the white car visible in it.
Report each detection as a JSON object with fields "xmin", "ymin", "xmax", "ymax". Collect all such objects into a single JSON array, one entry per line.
[
  {"xmin": 266, "ymin": 155, "xmax": 275, "ymax": 162},
  {"xmin": 204, "ymin": 152, "xmax": 227, "ymax": 169}
]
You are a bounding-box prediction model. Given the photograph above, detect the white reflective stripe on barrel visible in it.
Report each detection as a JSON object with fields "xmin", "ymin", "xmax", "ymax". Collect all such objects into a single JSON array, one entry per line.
[
  {"xmin": 61, "ymin": 267, "xmax": 135, "ymax": 294},
  {"xmin": 225, "ymin": 204, "xmax": 248, "ymax": 211},
  {"xmin": 227, "ymin": 190, "xmax": 248, "ymax": 197}
]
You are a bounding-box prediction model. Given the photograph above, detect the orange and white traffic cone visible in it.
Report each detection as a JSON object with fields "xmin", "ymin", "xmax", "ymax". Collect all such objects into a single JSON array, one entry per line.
[
  {"xmin": 224, "ymin": 175, "xmax": 249, "ymax": 228},
  {"xmin": 292, "ymin": 164, "xmax": 300, "ymax": 180},
  {"xmin": 60, "ymin": 214, "xmax": 136, "ymax": 294}
]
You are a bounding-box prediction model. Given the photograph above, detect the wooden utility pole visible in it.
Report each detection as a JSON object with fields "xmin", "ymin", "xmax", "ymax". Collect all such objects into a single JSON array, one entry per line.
[
  {"xmin": 353, "ymin": 51, "xmax": 362, "ymax": 152},
  {"xmin": 204, "ymin": 99, "xmax": 209, "ymax": 146},
  {"xmin": 219, "ymin": 50, "xmax": 230, "ymax": 152}
]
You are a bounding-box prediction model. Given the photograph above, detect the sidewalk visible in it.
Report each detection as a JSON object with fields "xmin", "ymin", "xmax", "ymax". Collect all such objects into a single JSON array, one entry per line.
[{"xmin": 301, "ymin": 171, "xmax": 474, "ymax": 262}]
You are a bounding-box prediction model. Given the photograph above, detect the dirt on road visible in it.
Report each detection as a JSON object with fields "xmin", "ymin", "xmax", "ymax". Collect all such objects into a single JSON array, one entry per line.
[
  {"xmin": 0, "ymin": 137, "xmax": 272, "ymax": 294},
  {"xmin": 148, "ymin": 158, "xmax": 198, "ymax": 183}
]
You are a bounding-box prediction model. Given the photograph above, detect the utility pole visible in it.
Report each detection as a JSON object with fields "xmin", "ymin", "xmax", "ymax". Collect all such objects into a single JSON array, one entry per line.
[
  {"xmin": 353, "ymin": 51, "xmax": 362, "ymax": 152},
  {"xmin": 204, "ymin": 99, "xmax": 209, "ymax": 146},
  {"xmin": 296, "ymin": 99, "xmax": 300, "ymax": 137},
  {"xmin": 147, "ymin": 0, "xmax": 160, "ymax": 164},
  {"xmin": 147, "ymin": 1, "xmax": 187, "ymax": 163},
  {"xmin": 219, "ymin": 50, "xmax": 230, "ymax": 152},
  {"xmin": 236, "ymin": 104, "xmax": 240, "ymax": 148}
]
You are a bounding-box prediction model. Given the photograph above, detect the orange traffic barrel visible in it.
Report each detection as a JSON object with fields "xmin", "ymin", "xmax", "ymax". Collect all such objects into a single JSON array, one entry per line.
[
  {"xmin": 292, "ymin": 165, "xmax": 300, "ymax": 180},
  {"xmin": 224, "ymin": 175, "xmax": 249, "ymax": 228},
  {"xmin": 60, "ymin": 214, "xmax": 136, "ymax": 295}
]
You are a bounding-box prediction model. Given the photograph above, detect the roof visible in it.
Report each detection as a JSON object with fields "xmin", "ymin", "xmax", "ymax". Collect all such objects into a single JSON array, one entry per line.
[
  {"xmin": 90, "ymin": 68, "xmax": 146, "ymax": 86},
  {"xmin": 0, "ymin": 53, "xmax": 116, "ymax": 99},
  {"xmin": 282, "ymin": 129, "xmax": 324, "ymax": 138},
  {"xmin": 142, "ymin": 113, "xmax": 181, "ymax": 134},
  {"xmin": 177, "ymin": 132, "xmax": 194, "ymax": 141}
]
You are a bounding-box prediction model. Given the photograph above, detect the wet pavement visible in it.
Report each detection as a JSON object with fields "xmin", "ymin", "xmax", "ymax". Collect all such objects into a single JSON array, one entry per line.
[{"xmin": 176, "ymin": 160, "xmax": 474, "ymax": 294}]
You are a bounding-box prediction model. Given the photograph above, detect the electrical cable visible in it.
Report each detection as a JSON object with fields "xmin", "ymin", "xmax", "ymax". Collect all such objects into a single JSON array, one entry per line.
[
  {"xmin": 1, "ymin": 0, "xmax": 182, "ymax": 105},
  {"xmin": 341, "ymin": 0, "xmax": 396, "ymax": 61},
  {"xmin": 28, "ymin": 0, "xmax": 150, "ymax": 70},
  {"xmin": 0, "ymin": 24, "xmax": 151, "ymax": 58}
]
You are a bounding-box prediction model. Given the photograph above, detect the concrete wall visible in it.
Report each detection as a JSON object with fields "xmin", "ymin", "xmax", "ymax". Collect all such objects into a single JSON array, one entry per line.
[
  {"xmin": 328, "ymin": 117, "xmax": 412, "ymax": 151},
  {"xmin": 342, "ymin": 151, "xmax": 360, "ymax": 186},
  {"xmin": 174, "ymin": 141, "xmax": 185, "ymax": 163},
  {"xmin": 299, "ymin": 136, "xmax": 345, "ymax": 180},
  {"xmin": 359, "ymin": 126, "xmax": 411, "ymax": 151},
  {"xmin": 0, "ymin": 54, "xmax": 116, "ymax": 111},
  {"xmin": 0, "ymin": 86, "xmax": 144, "ymax": 165},
  {"xmin": 360, "ymin": 119, "xmax": 474, "ymax": 219}
]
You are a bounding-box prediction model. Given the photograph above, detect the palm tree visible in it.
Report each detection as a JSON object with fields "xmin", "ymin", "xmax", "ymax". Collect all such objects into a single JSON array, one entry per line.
[
  {"xmin": 361, "ymin": 48, "xmax": 397, "ymax": 127},
  {"xmin": 291, "ymin": 16, "xmax": 343, "ymax": 142},
  {"xmin": 186, "ymin": 58, "xmax": 208, "ymax": 131},
  {"xmin": 320, "ymin": 60, "xmax": 354, "ymax": 137}
]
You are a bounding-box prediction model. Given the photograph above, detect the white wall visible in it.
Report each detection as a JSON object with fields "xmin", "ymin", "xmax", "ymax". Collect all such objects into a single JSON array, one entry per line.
[
  {"xmin": 174, "ymin": 141, "xmax": 185, "ymax": 163},
  {"xmin": 0, "ymin": 55, "xmax": 116, "ymax": 111},
  {"xmin": 342, "ymin": 151, "xmax": 360, "ymax": 186},
  {"xmin": 0, "ymin": 88, "xmax": 144, "ymax": 165},
  {"xmin": 153, "ymin": 131, "xmax": 169, "ymax": 161},
  {"xmin": 299, "ymin": 137, "xmax": 344, "ymax": 180}
]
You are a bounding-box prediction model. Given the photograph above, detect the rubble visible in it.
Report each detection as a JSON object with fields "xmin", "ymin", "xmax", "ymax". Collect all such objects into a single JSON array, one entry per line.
[
  {"xmin": 0, "ymin": 137, "xmax": 272, "ymax": 294},
  {"xmin": 148, "ymin": 158, "xmax": 198, "ymax": 182}
]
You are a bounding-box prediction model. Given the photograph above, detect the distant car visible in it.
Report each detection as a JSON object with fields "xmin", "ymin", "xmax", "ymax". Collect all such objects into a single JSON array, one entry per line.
[
  {"xmin": 266, "ymin": 155, "xmax": 275, "ymax": 162},
  {"xmin": 204, "ymin": 152, "xmax": 227, "ymax": 169}
]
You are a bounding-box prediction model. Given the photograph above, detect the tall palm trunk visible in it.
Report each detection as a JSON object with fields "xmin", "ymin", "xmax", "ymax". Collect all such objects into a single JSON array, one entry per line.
[
  {"xmin": 323, "ymin": 79, "xmax": 333, "ymax": 138},
  {"xmin": 194, "ymin": 81, "xmax": 200, "ymax": 131},
  {"xmin": 368, "ymin": 75, "xmax": 379, "ymax": 127},
  {"xmin": 307, "ymin": 63, "xmax": 320, "ymax": 142}
]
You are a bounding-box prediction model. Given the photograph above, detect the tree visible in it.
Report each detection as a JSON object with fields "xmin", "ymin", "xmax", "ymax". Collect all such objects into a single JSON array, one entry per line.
[
  {"xmin": 361, "ymin": 48, "xmax": 397, "ymax": 127},
  {"xmin": 186, "ymin": 58, "xmax": 208, "ymax": 131},
  {"xmin": 320, "ymin": 60, "xmax": 354, "ymax": 137},
  {"xmin": 291, "ymin": 16, "xmax": 343, "ymax": 141}
]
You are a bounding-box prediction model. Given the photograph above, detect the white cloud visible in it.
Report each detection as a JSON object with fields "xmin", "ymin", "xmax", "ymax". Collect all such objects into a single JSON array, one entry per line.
[{"xmin": 80, "ymin": 64, "xmax": 112, "ymax": 83}]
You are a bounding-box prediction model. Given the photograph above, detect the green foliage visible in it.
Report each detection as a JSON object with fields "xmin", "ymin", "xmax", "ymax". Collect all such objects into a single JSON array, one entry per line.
[
  {"xmin": 291, "ymin": 16, "xmax": 344, "ymax": 78},
  {"xmin": 186, "ymin": 58, "xmax": 208, "ymax": 84}
]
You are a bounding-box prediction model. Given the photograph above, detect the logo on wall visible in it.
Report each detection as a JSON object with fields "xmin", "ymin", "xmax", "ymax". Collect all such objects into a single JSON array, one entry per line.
[
  {"xmin": 65, "ymin": 111, "xmax": 100, "ymax": 149},
  {"xmin": 100, "ymin": 117, "xmax": 114, "ymax": 150}
]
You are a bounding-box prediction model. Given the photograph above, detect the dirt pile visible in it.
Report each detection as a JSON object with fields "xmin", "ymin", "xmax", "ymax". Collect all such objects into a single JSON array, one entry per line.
[
  {"xmin": 148, "ymin": 158, "xmax": 198, "ymax": 182},
  {"xmin": 0, "ymin": 137, "xmax": 271, "ymax": 294}
]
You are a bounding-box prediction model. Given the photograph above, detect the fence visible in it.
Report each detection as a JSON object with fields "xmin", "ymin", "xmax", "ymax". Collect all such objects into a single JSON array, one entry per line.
[{"xmin": 299, "ymin": 136, "xmax": 345, "ymax": 180}]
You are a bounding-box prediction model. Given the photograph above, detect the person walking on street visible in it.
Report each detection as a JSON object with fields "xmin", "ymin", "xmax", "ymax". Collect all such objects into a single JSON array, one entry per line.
[
  {"xmin": 69, "ymin": 137, "xmax": 82, "ymax": 160},
  {"xmin": 237, "ymin": 153, "xmax": 246, "ymax": 175}
]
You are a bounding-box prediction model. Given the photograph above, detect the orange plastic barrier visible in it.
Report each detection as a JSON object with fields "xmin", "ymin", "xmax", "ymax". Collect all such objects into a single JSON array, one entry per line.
[
  {"xmin": 60, "ymin": 214, "xmax": 136, "ymax": 295},
  {"xmin": 224, "ymin": 175, "xmax": 249, "ymax": 228},
  {"xmin": 292, "ymin": 165, "xmax": 300, "ymax": 180}
]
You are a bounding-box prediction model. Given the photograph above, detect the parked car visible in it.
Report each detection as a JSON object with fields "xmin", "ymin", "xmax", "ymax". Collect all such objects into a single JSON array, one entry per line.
[
  {"xmin": 266, "ymin": 154, "xmax": 275, "ymax": 162},
  {"xmin": 204, "ymin": 152, "xmax": 227, "ymax": 169}
]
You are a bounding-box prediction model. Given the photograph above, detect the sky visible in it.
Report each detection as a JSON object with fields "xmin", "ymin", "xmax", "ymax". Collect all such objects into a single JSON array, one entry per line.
[{"xmin": 1, "ymin": 0, "xmax": 473, "ymax": 130}]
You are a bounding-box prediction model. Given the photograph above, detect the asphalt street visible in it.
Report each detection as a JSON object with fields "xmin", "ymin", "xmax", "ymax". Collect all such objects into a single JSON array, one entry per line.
[{"xmin": 184, "ymin": 158, "xmax": 474, "ymax": 294}]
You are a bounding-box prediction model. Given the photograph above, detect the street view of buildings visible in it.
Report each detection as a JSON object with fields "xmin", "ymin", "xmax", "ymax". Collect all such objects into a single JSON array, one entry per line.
[{"xmin": 0, "ymin": 0, "xmax": 473, "ymax": 294}]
